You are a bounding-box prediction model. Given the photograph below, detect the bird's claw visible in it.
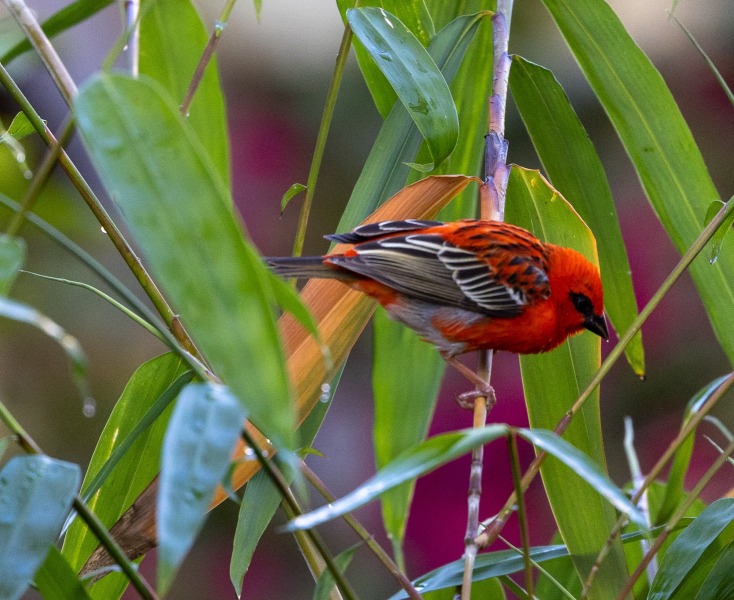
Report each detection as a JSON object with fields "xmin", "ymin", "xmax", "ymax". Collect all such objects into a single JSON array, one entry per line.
[{"xmin": 455, "ymin": 384, "xmax": 496, "ymax": 410}]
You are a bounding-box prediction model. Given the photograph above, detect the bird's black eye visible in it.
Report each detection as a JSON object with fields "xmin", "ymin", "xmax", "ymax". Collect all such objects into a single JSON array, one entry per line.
[{"xmin": 570, "ymin": 292, "xmax": 594, "ymax": 315}]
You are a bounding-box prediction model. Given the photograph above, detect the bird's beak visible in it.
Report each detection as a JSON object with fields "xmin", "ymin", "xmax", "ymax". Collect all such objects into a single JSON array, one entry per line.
[{"xmin": 584, "ymin": 313, "xmax": 609, "ymax": 340}]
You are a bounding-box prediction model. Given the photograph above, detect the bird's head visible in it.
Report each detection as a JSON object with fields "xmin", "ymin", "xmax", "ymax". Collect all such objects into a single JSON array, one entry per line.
[{"xmin": 546, "ymin": 245, "xmax": 608, "ymax": 341}]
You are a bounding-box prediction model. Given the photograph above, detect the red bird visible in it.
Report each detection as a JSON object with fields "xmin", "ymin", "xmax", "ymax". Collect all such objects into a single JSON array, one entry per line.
[{"xmin": 268, "ymin": 219, "xmax": 607, "ymax": 389}]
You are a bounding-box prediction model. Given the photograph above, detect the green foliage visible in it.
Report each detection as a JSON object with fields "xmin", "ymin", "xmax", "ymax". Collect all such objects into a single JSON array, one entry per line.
[{"xmin": 0, "ymin": 1, "xmax": 731, "ymax": 598}]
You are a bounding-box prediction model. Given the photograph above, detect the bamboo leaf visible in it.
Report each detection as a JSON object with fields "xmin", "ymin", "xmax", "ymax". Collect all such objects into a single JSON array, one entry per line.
[
  {"xmin": 649, "ymin": 498, "xmax": 734, "ymax": 600},
  {"xmin": 281, "ymin": 182, "xmax": 307, "ymax": 213},
  {"xmin": 313, "ymin": 544, "xmax": 359, "ymax": 600},
  {"xmin": 509, "ymin": 55, "xmax": 644, "ymax": 375},
  {"xmin": 286, "ymin": 425, "xmax": 509, "ymax": 531},
  {"xmin": 347, "ymin": 7, "xmax": 458, "ymax": 169},
  {"xmin": 61, "ymin": 353, "xmax": 187, "ymax": 589},
  {"xmin": 34, "ymin": 547, "xmax": 92, "ymax": 600},
  {"xmin": 157, "ymin": 382, "xmax": 246, "ymax": 593},
  {"xmin": 140, "ymin": 0, "xmax": 230, "ymax": 187},
  {"xmin": 0, "ymin": 112, "xmax": 38, "ymax": 141},
  {"xmin": 541, "ymin": 0, "xmax": 734, "ymax": 366},
  {"xmin": 506, "ymin": 166, "xmax": 629, "ymax": 598},
  {"xmin": 0, "ymin": 456, "xmax": 81, "ymax": 600},
  {"xmin": 75, "ymin": 72, "xmax": 295, "ymax": 451},
  {"xmin": 0, "ymin": 235, "xmax": 25, "ymax": 295}
]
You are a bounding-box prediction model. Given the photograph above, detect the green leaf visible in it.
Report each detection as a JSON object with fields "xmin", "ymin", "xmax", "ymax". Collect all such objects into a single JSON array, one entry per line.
[
  {"xmin": 337, "ymin": 1, "xmax": 436, "ymax": 118},
  {"xmin": 157, "ymin": 382, "xmax": 247, "ymax": 593},
  {"xmin": 140, "ymin": 0, "xmax": 230, "ymax": 187},
  {"xmin": 509, "ymin": 55, "xmax": 644, "ymax": 376},
  {"xmin": 34, "ymin": 546, "xmax": 92, "ymax": 600},
  {"xmin": 656, "ymin": 374, "xmax": 731, "ymax": 525},
  {"xmin": 0, "ymin": 456, "xmax": 81, "ymax": 600},
  {"xmin": 372, "ymin": 309, "xmax": 443, "ymax": 557},
  {"xmin": 0, "ymin": 234, "xmax": 25, "ymax": 295},
  {"xmin": 0, "ymin": 0, "xmax": 114, "ymax": 64},
  {"xmin": 229, "ymin": 371, "xmax": 338, "ymax": 597},
  {"xmin": 0, "ymin": 112, "xmax": 39, "ymax": 141},
  {"xmin": 313, "ymin": 544, "xmax": 359, "ymax": 600},
  {"xmin": 61, "ymin": 353, "xmax": 188, "ymax": 578},
  {"xmin": 335, "ymin": 11, "xmax": 488, "ymax": 234},
  {"xmin": 695, "ymin": 540, "xmax": 734, "ymax": 600},
  {"xmin": 75, "ymin": 73, "xmax": 295, "ymax": 451},
  {"xmin": 347, "ymin": 7, "xmax": 458, "ymax": 169},
  {"xmin": 704, "ymin": 199, "xmax": 734, "ymax": 265},
  {"xmin": 506, "ymin": 166, "xmax": 629, "ymax": 599},
  {"xmin": 649, "ymin": 498, "xmax": 734, "ymax": 600},
  {"xmin": 518, "ymin": 428, "xmax": 646, "ymax": 526},
  {"xmin": 281, "ymin": 182, "xmax": 307, "ymax": 213},
  {"xmin": 541, "ymin": 0, "xmax": 734, "ymax": 366},
  {"xmin": 0, "ymin": 296, "xmax": 89, "ymax": 402},
  {"xmin": 287, "ymin": 425, "xmax": 509, "ymax": 531}
]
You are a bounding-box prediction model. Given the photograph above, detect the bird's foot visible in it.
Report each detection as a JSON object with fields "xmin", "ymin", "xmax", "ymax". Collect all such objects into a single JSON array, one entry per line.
[{"xmin": 455, "ymin": 384, "xmax": 496, "ymax": 410}]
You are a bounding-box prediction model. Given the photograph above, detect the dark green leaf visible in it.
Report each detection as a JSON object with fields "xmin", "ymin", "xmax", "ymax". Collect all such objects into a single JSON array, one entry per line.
[
  {"xmin": 0, "ymin": 456, "xmax": 81, "ymax": 600},
  {"xmin": 313, "ymin": 544, "xmax": 358, "ymax": 600},
  {"xmin": 507, "ymin": 166, "xmax": 629, "ymax": 598},
  {"xmin": 287, "ymin": 425, "xmax": 509, "ymax": 531},
  {"xmin": 281, "ymin": 183, "xmax": 307, "ymax": 213},
  {"xmin": 347, "ymin": 7, "xmax": 458, "ymax": 169},
  {"xmin": 157, "ymin": 382, "xmax": 247, "ymax": 592},
  {"xmin": 0, "ymin": 235, "xmax": 25, "ymax": 295},
  {"xmin": 649, "ymin": 498, "xmax": 734, "ymax": 600},
  {"xmin": 140, "ymin": 0, "xmax": 230, "ymax": 187},
  {"xmin": 541, "ymin": 0, "xmax": 734, "ymax": 366},
  {"xmin": 34, "ymin": 546, "xmax": 92, "ymax": 600},
  {"xmin": 0, "ymin": 0, "xmax": 114, "ymax": 64},
  {"xmin": 75, "ymin": 73, "xmax": 295, "ymax": 451},
  {"xmin": 518, "ymin": 428, "xmax": 646, "ymax": 526},
  {"xmin": 61, "ymin": 353, "xmax": 188, "ymax": 576},
  {"xmin": 695, "ymin": 540, "xmax": 734, "ymax": 600},
  {"xmin": 337, "ymin": 1, "xmax": 436, "ymax": 118},
  {"xmin": 509, "ymin": 55, "xmax": 644, "ymax": 375},
  {"xmin": 335, "ymin": 12, "xmax": 488, "ymax": 234}
]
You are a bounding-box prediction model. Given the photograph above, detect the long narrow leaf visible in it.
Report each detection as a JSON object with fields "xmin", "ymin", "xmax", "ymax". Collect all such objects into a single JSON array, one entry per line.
[
  {"xmin": 541, "ymin": 0, "xmax": 734, "ymax": 365},
  {"xmin": 649, "ymin": 498, "xmax": 734, "ymax": 600},
  {"xmin": 140, "ymin": 0, "xmax": 230, "ymax": 186},
  {"xmin": 75, "ymin": 73, "xmax": 295, "ymax": 451},
  {"xmin": 509, "ymin": 55, "xmax": 643, "ymax": 375},
  {"xmin": 157, "ymin": 382, "xmax": 247, "ymax": 593},
  {"xmin": 286, "ymin": 425, "xmax": 509, "ymax": 531},
  {"xmin": 0, "ymin": 235, "xmax": 25, "ymax": 295},
  {"xmin": 34, "ymin": 547, "xmax": 92, "ymax": 600},
  {"xmin": 347, "ymin": 7, "xmax": 458, "ymax": 169},
  {"xmin": 0, "ymin": 456, "xmax": 81, "ymax": 600},
  {"xmin": 507, "ymin": 166, "xmax": 629, "ymax": 598}
]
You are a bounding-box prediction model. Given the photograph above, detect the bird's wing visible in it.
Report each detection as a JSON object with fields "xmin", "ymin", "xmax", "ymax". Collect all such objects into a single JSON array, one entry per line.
[
  {"xmin": 327, "ymin": 232, "xmax": 544, "ymax": 317},
  {"xmin": 326, "ymin": 219, "xmax": 444, "ymax": 244}
]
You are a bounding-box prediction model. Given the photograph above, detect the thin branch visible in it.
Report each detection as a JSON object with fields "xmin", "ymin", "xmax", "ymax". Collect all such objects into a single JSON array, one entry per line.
[
  {"xmin": 302, "ymin": 463, "xmax": 422, "ymax": 600},
  {"xmin": 475, "ymin": 197, "xmax": 734, "ymax": 550},
  {"xmin": 3, "ymin": 0, "xmax": 77, "ymax": 105},
  {"xmin": 239, "ymin": 428, "xmax": 358, "ymax": 600},
  {"xmin": 123, "ymin": 0, "xmax": 140, "ymax": 76},
  {"xmin": 292, "ymin": 20, "xmax": 353, "ymax": 257},
  {"xmin": 508, "ymin": 430, "xmax": 533, "ymax": 598}
]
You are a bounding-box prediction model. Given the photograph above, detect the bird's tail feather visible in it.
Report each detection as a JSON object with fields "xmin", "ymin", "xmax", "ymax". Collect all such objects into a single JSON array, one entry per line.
[{"xmin": 265, "ymin": 256, "xmax": 351, "ymax": 281}]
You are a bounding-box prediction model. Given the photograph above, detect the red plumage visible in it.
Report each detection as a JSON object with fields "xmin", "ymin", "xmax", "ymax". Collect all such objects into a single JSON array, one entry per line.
[{"xmin": 267, "ymin": 219, "xmax": 608, "ymax": 357}]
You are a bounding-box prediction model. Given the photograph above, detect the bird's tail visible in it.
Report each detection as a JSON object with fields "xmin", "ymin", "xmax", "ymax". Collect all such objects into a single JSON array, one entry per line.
[{"xmin": 265, "ymin": 256, "xmax": 352, "ymax": 281}]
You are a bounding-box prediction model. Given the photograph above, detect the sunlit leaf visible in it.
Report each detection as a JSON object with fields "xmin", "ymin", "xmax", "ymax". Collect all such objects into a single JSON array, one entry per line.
[{"xmin": 34, "ymin": 547, "xmax": 92, "ymax": 600}]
